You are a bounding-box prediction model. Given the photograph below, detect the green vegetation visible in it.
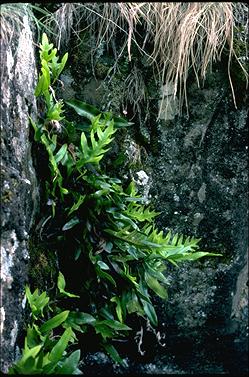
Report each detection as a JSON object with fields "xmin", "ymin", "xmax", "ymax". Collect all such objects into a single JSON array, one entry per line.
[
  {"xmin": 9, "ymin": 34, "xmax": 222, "ymax": 373},
  {"xmin": 9, "ymin": 282, "xmax": 82, "ymax": 374}
]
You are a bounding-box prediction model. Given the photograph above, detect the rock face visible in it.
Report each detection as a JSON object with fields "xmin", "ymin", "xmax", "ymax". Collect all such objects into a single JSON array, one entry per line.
[
  {"xmin": 1, "ymin": 17, "xmax": 246, "ymax": 373},
  {"xmin": 0, "ymin": 13, "xmax": 38, "ymax": 373},
  {"xmin": 147, "ymin": 72, "xmax": 248, "ymax": 374},
  {"xmin": 62, "ymin": 36, "xmax": 248, "ymax": 374}
]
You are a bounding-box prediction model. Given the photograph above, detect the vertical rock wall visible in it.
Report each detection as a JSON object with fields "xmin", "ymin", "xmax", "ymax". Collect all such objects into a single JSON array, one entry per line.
[
  {"xmin": 145, "ymin": 72, "xmax": 248, "ymax": 374},
  {"xmin": 0, "ymin": 13, "xmax": 38, "ymax": 373},
  {"xmin": 61, "ymin": 36, "xmax": 248, "ymax": 373}
]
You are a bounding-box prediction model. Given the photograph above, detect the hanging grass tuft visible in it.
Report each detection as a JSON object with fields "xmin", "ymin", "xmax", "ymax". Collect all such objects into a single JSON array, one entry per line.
[
  {"xmin": 43, "ymin": 2, "xmax": 248, "ymax": 116},
  {"xmin": 1, "ymin": 2, "xmax": 248, "ymax": 117}
]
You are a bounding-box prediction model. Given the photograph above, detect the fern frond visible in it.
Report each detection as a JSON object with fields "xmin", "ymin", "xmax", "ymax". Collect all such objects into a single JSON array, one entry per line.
[
  {"xmin": 124, "ymin": 205, "xmax": 160, "ymax": 223},
  {"xmin": 146, "ymin": 227, "xmax": 200, "ymax": 251},
  {"xmin": 105, "ymin": 225, "xmax": 221, "ymax": 265},
  {"xmin": 76, "ymin": 119, "xmax": 116, "ymax": 167},
  {"xmin": 105, "ymin": 227, "xmax": 162, "ymax": 250}
]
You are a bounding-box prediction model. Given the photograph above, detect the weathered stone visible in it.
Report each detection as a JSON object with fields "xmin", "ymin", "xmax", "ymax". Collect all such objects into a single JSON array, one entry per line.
[
  {"xmin": 30, "ymin": 22, "xmax": 248, "ymax": 374},
  {"xmin": 147, "ymin": 70, "xmax": 248, "ymax": 374},
  {"xmin": 158, "ymin": 81, "xmax": 179, "ymax": 120},
  {"xmin": 0, "ymin": 12, "xmax": 38, "ymax": 373},
  {"xmin": 61, "ymin": 36, "xmax": 248, "ymax": 371}
]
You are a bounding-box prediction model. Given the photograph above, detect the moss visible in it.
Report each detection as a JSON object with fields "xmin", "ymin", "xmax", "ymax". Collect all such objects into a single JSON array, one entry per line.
[
  {"xmin": 1, "ymin": 190, "xmax": 13, "ymax": 203},
  {"xmin": 28, "ymin": 234, "xmax": 58, "ymax": 293},
  {"xmin": 232, "ymin": 24, "xmax": 248, "ymax": 83},
  {"xmin": 95, "ymin": 62, "xmax": 110, "ymax": 79}
]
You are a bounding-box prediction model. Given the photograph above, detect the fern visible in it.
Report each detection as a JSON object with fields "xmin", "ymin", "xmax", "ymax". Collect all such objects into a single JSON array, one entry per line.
[
  {"xmin": 105, "ymin": 225, "xmax": 221, "ymax": 266},
  {"xmin": 124, "ymin": 204, "xmax": 160, "ymax": 223},
  {"xmin": 76, "ymin": 116, "xmax": 117, "ymax": 168},
  {"xmin": 28, "ymin": 34, "xmax": 222, "ymax": 368},
  {"xmin": 40, "ymin": 133, "xmax": 68, "ymax": 198}
]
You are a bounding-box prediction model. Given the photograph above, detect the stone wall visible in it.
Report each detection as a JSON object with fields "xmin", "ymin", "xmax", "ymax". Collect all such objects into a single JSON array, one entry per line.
[
  {"xmin": 0, "ymin": 13, "xmax": 38, "ymax": 373},
  {"xmin": 148, "ymin": 71, "xmax": 248, "ymax": 368},
  {"xmin": 0, "ymin": 11, "xmax": 247, "ymax": 374},
  {"xmin": 60, "ymin": 37, "xmax": 248, "ymax": 374}
]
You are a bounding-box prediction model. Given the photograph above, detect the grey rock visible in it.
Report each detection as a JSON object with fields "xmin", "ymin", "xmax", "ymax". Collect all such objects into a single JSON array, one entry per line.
[
  {"xmin": 147, "ymin": 70, "xmax": 248, "ymax": 374},
  {"xmin": 0, "ymin": 12, "xmax": 38, "ymax": 373},
  {"xmin": 39, "ymin": 28, "xmax": 248, "ymax": 375}
]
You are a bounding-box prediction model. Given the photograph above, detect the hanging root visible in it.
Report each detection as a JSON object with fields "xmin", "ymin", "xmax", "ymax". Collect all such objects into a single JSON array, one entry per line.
[
  {"xmin": 146, "ymin": 319, "xmax": 166, "ymax": 348},
  {"xmin": 135, "ymin": 326, "xmax": 146, "ymax": 356}
]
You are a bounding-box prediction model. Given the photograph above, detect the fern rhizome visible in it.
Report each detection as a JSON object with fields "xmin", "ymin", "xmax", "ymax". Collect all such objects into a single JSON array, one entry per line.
[{"xmin": 28, "ymin": 34, "xmax": 221, "ymax": 366}]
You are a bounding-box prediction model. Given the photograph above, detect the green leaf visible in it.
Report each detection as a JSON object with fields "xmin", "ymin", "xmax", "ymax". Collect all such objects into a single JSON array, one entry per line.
[
  {"xmin": 97, "ymin": 261, "xmax": 110, "ymax": 270},
  {"xmin": 26, "ymin": 325, "xmax": 41, "ymax": 349},
  {"xmin": 60, "ymin": 187, "xmax": 69, "ymax": 195},
  {"xmin": 62, "ymin": 217, "xmax": 80, "ymax": 231},
  {"xmin": 34, "ymin": 74, "xmax": 45, "ymax": 97},
  {"xmin": 94, "ymin": 324, "xmax": 114, "ymax": 339},
  {"xmin": 57, "ymin": 271, "xmax": 66, "ymax": 291},
  {"xmin": 66, "ymin": 99, "xmax": 100, "ymax": 121},
  {"xmin": 96, "ymin": 267, "xmax": 117, "ymax": 287},
  {"xmin": 144, "ymin": 272, "xmax": 168, "ymax": 299},
  {"xmin": 121, "ymin": 265, "xmax": 139, "ymax": 287},
  {"xmin": 112, "ymin": 212, "xmax": 139, "ymax": 230},
  {"xmin": 66, "ymin": 99, "xmax": 131, "ymax": 128},
  {"xmin": 144, "ymin": 262, "xmax": 169, "ymax": 285},
  {"xmin": 96, "ymin": 319, "xmax": 131, "ymax": 331},
  {"xmin": 68, "ymin": 195, "xmax": 86, "ymax": 216},
  {"xmin": 102, "ymin": 343, "xmax": 126, "ymax": 365},
  {"xmin": 19, "ymin": 345, "xmax": 42, "ymax": 365},
  {"xmin": 169, "ymin": 251, "xmax": 222, "ymax": 261},
  {"xmin": 99, "ymin": 307, "xmax": 115, "ymax": 320},
  {"xmin": 112, "ymin": 115, "xmax": 132, "ymax": 128},
  {"xmin": 57, "ymin": 271, "xmax": 80, "ymax": 298},
  {"xmin": 46, "ymin": 100, "xmax": 64, "ymax": 121},
  {"xmin": 40, "ymin": 311, "xmax": 69, "ymax": 333},
  {"xmin": 65, "ymin": 311, "xmax": 96, "ymax": 327},
  {"xmin": 55, "ymin": 350, "xmax": 81, "ymax": 374},
  {"xmin": 110, "ymin": 296, "xmax": 123, "ymax": 323},
  {"xmin": 125, "ymin": 205, "xmax": 160, "ymax": 223},
  {"xmin": 53, "ymin": 52, "xmax": 68, "ymax": 81},
  {"xmin": 126, "ymin": 291, "xmax": 144, "ymax": 315},
  {"xmin": 141, "ymin": 299, "xmax": 158, "ymax": 327},
  {"xmin": 48, "ymin": 327, "xmax": 73, "ymax": 364},
  {"xmin": 42, "ymin": 32, "xmax": 49, "ymax": 46},
  {"xmin": 54, "ymin": 144, "xmax": 68, "ymax": 163},
  {"xmin": 16, "ymin": 355, "xmax": 41, "ymax": 374},
  {"xmin": 25, "ymin": 286, "xmax": 49, "ymax": 319},
  {"xmin": 25, "ymin": 285, "xmax": 33, "ymax": 308},
  {"xmin": 29, "ymin": 117, "xmax": 43, "ymax": 142},
  {"xmin": 74, "ymin": 247, "xmax": 82, "ymax": 261},
  {"xmin": 104, "ymin": 241, "xmax": 113, "ymax": 253},
  {"xmin": 138, "ymin": 281, "xmax": 158, "ymax": 325},
  {"xmin": 77, "ymin": 120, "xmax": 116, "ymax": 166}
]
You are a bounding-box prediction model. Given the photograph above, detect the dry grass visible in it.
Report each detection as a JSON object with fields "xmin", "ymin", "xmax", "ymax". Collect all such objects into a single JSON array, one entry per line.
[
  {"xmin": 142, "ymin": 2, "xmax": 248, "ymax": 114},
  {"xmin": 0, "ymin": 3, "xmax": 29, "ymax": 45},
  {"xmin": 44, "ymin": 4, "xmax": 78, "ymax": 50},
  {"xmin": 2, "ymin": 3, "xmax": 248, "ymax": 117},
  {"xmin": 123, "ymin": 65, "xmax": 147, "ymax": 116},
  {"xmin": 0, "ymin": 3, "xmax": 52, "ymax": 47},
  {"xmin": 46, "ymin": 2, "xmax": 247, "ymax": 117}
]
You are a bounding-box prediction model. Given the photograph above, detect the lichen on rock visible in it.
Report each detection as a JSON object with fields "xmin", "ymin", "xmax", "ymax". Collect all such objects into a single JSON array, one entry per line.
[{"xmin": 0, "ymin": 10, "xmax": 39, "ymax": 373}]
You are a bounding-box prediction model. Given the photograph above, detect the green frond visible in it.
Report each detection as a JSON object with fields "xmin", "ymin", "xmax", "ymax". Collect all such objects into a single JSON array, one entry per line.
[
  {"xmin": 124, "ymin": 204, "xmax": 160, "ymax": 223},
  {"xmin": 25, "ymin": 34, "xmax": 223, "ymax": 370},
  {"xmin": 76, "ymin": 117, "xmax": 117, "ymax": 167}
]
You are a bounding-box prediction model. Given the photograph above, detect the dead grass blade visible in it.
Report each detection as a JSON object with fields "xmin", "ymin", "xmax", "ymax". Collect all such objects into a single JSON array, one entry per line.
[{"xmin": 3, "ymin": 3, "xmax": 247, "ymax": 118}]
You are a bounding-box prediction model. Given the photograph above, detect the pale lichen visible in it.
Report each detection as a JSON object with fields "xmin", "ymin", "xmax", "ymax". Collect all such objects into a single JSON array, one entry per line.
[{"xmin": 1, "ymin": 230, "xmax": 19, "ymax": 289}]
